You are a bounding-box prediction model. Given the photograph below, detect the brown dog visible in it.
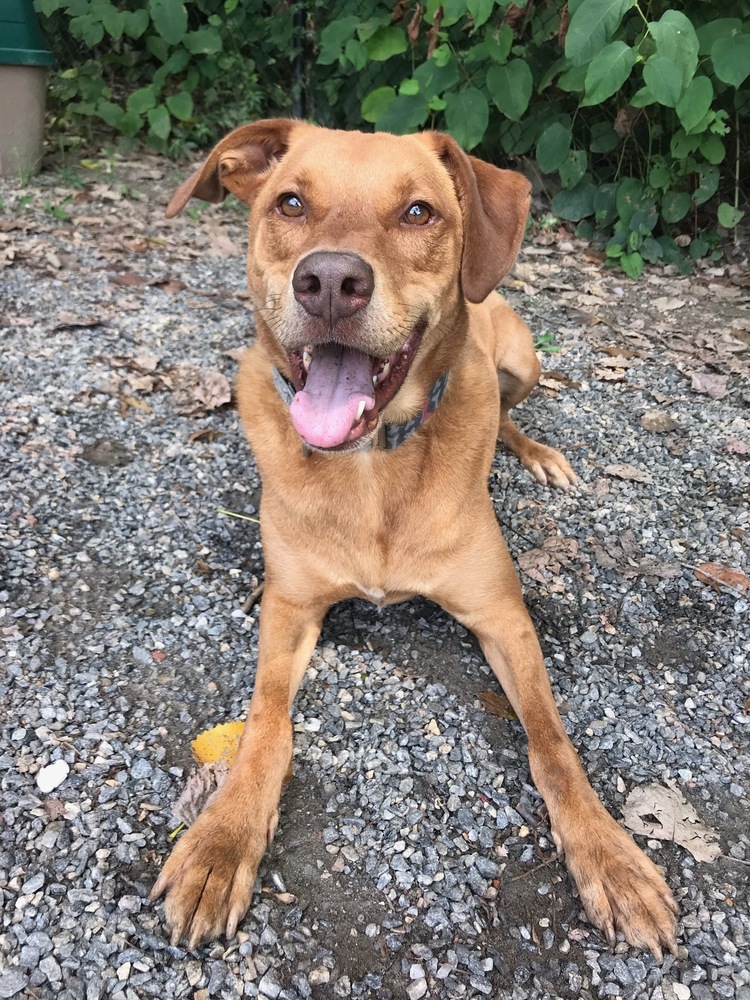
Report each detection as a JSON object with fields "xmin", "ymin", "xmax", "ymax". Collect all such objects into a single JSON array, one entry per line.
[{"xmin": 152, "ymin": 119, "xmax": 677, "ymax": 958}]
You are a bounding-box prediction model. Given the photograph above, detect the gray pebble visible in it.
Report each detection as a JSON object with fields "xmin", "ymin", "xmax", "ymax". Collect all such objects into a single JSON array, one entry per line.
[{"xmin": 0, "ymin": 971, "xmax": 29, "ymax": 999}]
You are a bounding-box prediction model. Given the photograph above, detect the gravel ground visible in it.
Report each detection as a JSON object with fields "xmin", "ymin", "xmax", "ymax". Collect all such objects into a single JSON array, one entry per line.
[{"xmin": 1, "ymin": 159, "xmax": 749, "ymax": 1000}]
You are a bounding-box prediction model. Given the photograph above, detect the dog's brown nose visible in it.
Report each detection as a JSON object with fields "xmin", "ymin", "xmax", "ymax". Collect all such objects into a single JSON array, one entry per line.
[{"xmin": 292, "ymin": 252, "xmax": 374, "ymax": 325}]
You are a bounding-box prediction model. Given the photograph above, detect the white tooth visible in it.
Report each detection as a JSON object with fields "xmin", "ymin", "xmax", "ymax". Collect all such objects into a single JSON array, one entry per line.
[
  {"xmin": 303, "ymin": 348, "xmax": 312, "ymax": 371},
  {"xmin": 372, "ymin": 375, "xmax": 378, "ymax": 385},
  {"xmin": 355, "ymin": 400, "xmax": 366, "ymax": 422},
  {"xmin": 380, "ymin": 359, "xmax": 391, "ymax": 379}
]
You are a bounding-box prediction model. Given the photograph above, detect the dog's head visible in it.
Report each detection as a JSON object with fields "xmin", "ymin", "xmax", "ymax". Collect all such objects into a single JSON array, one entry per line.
[{"xmin": 168, "ymin": 119, "xmax": 530, "ymax": 452}]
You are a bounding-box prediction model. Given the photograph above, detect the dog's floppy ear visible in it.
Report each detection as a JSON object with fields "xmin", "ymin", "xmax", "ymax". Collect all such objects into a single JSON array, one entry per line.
[
  {"xmin": 422, "ymin": 133, "xmax": 531, "ymax": 303},
  {"xmin": 165, "ymin": 118, "xmax": 298, "ymax": 219}
]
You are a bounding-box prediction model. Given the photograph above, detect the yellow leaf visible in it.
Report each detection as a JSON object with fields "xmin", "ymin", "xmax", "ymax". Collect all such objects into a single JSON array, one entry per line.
[{"xmin": 191, "ymin": 721, "xmax": 245, "ymax": 766}]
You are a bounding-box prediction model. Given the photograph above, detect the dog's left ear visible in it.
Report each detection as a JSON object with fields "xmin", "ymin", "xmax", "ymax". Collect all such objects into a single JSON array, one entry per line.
[
  {"xmin": 420, "ymin": 133, "xmax": 531, "ymax": 303},
  {"xmin": 165, "ymin": 118, "xmax": 299, "ymax": 218}
]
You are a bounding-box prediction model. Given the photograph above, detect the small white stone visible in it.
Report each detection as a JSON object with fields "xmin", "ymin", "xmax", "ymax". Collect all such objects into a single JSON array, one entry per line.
[
  {"xmin": 408, "ymin": 979, "xmax": 427, "ymax": 1000},
  {"xmin": 309, "ymin": 967, "xmax": 330, "ymax": 986},
  {"xmin": 116, "ymin": 963, "xmax": 130, "ymax": 982},
  {"xmin": 36, "ymin": 759, "xmax": 69, "ymax": 793},
  {"xmin": 672, "ymin": 984, "xmax": 691, "ymax": 1000},
  {"xmin": 186, "ymin": 961, "xmax": 202, "ymax": 987}
]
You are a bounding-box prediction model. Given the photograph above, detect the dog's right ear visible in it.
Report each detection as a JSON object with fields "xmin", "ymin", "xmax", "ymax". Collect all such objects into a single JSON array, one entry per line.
[{"xmin": 165, "ymin": 118, "xmax": 298, "ymax": 219}]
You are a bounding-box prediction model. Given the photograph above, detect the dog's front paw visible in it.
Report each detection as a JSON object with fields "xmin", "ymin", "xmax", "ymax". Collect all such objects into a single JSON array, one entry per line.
[
  {"xmin": 556, "ymin": 808, "xmax": 678, "ymax": 959},
  {"xmin": 150, "ymin": 794, "xmax": 273, "ymax": 949},
  {"xmin": 520, "ymin": 441, "xmax": 577, "ymax": 490}
]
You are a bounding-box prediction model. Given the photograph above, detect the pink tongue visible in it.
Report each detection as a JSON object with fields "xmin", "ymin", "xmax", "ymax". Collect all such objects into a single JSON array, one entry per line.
[{"xmin": 290, "ymin": 344, "xmax": 375, "ymax": 448}]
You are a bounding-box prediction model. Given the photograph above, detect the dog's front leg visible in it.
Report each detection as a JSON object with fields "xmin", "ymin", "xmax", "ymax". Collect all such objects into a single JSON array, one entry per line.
[
  {"xmin": 151, "ymin": 585, "xmax": 327, "ymax": 949},
  {"xmin": 430, "ymin": 515, "xmax": 677, "ymax": 959}
]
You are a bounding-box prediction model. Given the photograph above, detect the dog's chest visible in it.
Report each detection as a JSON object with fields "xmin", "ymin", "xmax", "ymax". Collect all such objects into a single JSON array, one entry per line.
[{"xmin": 358, "ymin": 585, "xmax": 387, "ymax": 606}]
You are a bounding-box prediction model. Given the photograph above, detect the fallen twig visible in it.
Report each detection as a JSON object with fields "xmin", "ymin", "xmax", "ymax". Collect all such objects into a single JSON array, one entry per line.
[
  {"xmin": 510, "ymin": 855, "xmax": 559, "ymax": 881},
  {"xmin": 242, "ymin": 581, "xmax": 265, "ymax": 614},
  {"xmin": 216, "ymin": 507, "xmax": 260, "ymax": 524}
]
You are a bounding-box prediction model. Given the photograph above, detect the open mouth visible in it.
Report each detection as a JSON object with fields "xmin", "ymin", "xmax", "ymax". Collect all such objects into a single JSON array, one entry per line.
[{"xmin": 286, "ymin": 320, "xmax": 426, "ymax": 451}]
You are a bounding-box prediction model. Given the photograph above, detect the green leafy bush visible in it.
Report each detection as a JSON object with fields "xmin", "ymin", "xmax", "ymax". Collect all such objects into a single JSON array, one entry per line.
[
  {"xmin": 35, "ymin": 0, "xmax": 749, "ymax": 275},
  {"xmin": 310, "ymin": 0, "xmax": 749, "ymax": 276},
  {"xmin": 34, "ymin": 0, "xmax": 299, "ymax": 152}
]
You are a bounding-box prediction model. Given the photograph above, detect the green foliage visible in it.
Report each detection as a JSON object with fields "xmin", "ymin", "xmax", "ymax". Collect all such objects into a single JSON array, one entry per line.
[
  {"xmin": 36, "ymin": 0, "xmax": 749, "ymax": 275},
  {"xmin": 314, "ymin": 0, "xmax": 749, "ymax": 277},
  {"xmin": 34, "ymin": 0, "xmax": 298, "ymax": 153}
]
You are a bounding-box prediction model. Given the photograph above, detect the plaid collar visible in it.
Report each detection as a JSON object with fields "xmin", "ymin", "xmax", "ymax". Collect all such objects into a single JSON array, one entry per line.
[{"xmin": 272, "ymin": 367, "xmax": 449, "ymax": 452}]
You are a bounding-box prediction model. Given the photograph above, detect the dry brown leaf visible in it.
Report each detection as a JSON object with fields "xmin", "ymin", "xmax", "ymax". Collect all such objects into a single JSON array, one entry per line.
[
  {"xmin": 109, "ymin": 353, "xmax": 161, "ymax": 373},
  {"xmin": 53, "ymin": 313, "xmax": 104, "ymax": 330},
  {"xmin": 90, "ymin": 182, "xmax": 123, "ymax": 201},
  {"xmin": 652, "ymin": 296, "xmax": 686, "ymax": 313},
  {"xmin": 640, "ymin": 411, "xmax": 678, "ymax": 433},
  {"xmin": 407, "ymin": 2, "xmax": 423, "ymax": 46},
  {"xmin": 152, "ymin": 278, "xmax": 186, "ymax": 295},
  {"xmin": 478, "ymin": 690, "xmax": 518, "ymax": 721},
  {"xmin": 81, "ymin": 438, "xmax": 132, "ymax": 467},
  {"xmin": 126, "ymin": 374, "xmax": 156, "ymax": 393},
  {"xmin": 173, "ymin": 761, "xmax": 229, "ymax": 827},
  {"xmin": 119, "ymin": 394, "xmax": 152, "ymax": 416},
  {"xmin": 172, "ymin": 367, "xmax": 232, "ymax": 416},
  {"xmin": 604, "ymin": 463, "xmax": 652, "ymax": 484},
  {"xmin": 589, "ymin": 537, "xmax": 680, "ymax": 580},
  {"xmin": 539, "ymin": 370, "xmax": 581, "ymax": 389},
  {"xmin": 193, "ymin": 557, "xmax": 212, "ymax": 576},
  {"xmin": 192, "ymin": 721, "xmax": 245, "ymax": 766},
  {"xmin": 597, "ymin": 356, "xmax": 639, "ymax": 369},
  {"xmin": 694, "ymin": 562, "xmax": 749, "ymax": 593},
  {"xmin": 109, "ymin": 271, "xmax": 148, "ymax": 287},
  {"xmin": 188, "ymin": 428, "xmax": 224, "ymax": 443},
  {"xmin": 622, "ymin": 783, "xmax": 721, "ymax": 863},
  {"xmin": 690, "ymin": 371, "xmax": 729, "ymax": 399},
  {"xmin": 590, "ymin": 539, "xmax": 618, "ymax": 570},
  {"xmin": 597, "ymin": 346, "xmax": 638, "ymax": 359},
  {"xmin": 390, "ymin": 0, "xmax": 408, "ymax": 22},
  {"xmin": 594, "ymin": 368, "xmax": 625, "ymax": 382},
  {"xmin": 517, "ymin": 536, "xmax": 579, "ymax": 583},
  {"xmin": 205, "ymin": 223, "xmax": 241, "ymax": 258},
  {"xmin": 634, "ymin": 558, "xmax": 682, "ymax": 580},
  {"xmin": 565, "ymin": 307, "xmax": 601, "ymax": 325},
  {"xmin": 43, "ymin": 798, "xmax": 66, "ymax": 821},
  {"xmin": 426, "ymin": 6, "xmax": 442, "ymax": 57}
]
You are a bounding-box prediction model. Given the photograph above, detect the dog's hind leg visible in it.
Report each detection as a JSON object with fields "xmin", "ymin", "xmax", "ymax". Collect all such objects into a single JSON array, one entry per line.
[{"xmin": 482, "ymin": 295, "xmax": 576, "ymax": 489}]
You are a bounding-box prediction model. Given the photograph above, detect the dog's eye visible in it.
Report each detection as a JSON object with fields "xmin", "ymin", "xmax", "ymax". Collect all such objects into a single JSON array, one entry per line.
[
  {"xmin": 404, "ymin": 202, "xmax": 432, "ymax": 226},
  {"xmin": 278, "ymin": 194, "xmax": 305, "ymax": 218}
]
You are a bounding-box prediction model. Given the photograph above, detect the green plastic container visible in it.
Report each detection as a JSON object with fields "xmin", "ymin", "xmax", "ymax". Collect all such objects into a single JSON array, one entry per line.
[
  {"xmin": 0, "ymin": 0, "xmax": 53, "ymax": 176},
  {"xmin": 0, "ymin": 0, "xmax": 55, "ymax": 67}
]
